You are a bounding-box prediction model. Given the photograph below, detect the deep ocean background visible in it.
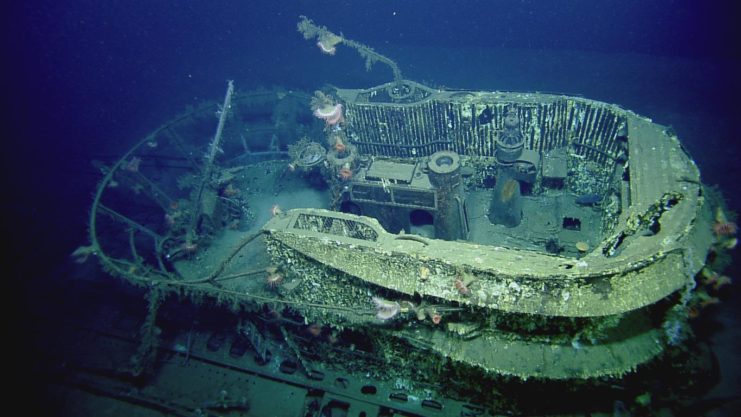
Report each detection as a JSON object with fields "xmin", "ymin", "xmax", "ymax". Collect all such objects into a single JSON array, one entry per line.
[{"xmin": 4, "ymin": 0, "xmax": 740, "ymax": 414}]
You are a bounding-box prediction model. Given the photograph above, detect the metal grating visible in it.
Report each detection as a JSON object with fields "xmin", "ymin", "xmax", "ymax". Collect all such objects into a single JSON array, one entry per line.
[
  {"xmin": 292, "ymin": 213, "xmax": 379, "ymax": 241},
  {"xmin": 346, "ymin": 98, "xmax": 626, "ymax": 165}
]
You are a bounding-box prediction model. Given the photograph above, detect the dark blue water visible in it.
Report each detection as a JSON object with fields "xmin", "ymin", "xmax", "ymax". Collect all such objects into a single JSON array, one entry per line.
[{"xmin": 5, "ymin": 0, "xmax": 740, "ymax": 414}]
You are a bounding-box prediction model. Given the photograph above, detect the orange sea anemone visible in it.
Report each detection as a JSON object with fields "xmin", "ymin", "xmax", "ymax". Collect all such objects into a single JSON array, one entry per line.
[
  {"xmin": 713, "ymin": 221, "xmax": 738, "ymax": 237},
  {"xmin": 454, "ymin": 277, "xmax": 470, "ymax": 296},
  {"xmin": 713, "ymin": 208, "xmax": 738, "ymax": 236},
  {"xmin": 334, "ymin": 138, "xmax": 346, "ymax": 153},
  {"xmin": 338, "ymin": 167, "xmax": 353, "ymax": 181}
]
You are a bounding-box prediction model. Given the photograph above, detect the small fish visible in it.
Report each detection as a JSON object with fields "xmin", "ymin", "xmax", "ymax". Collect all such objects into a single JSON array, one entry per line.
[
  {"xmin": 575, "ymin": 194, "xmax": 603, "ymax": 206},
  {"xmin": 612, "ymin": 400, "xmax": 632, "ymax": 417}
]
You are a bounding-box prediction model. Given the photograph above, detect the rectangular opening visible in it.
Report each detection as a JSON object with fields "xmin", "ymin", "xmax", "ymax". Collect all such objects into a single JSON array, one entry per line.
[{"xmin": 562, "ymin": 217, "xmax": 581, "ymax": 231}]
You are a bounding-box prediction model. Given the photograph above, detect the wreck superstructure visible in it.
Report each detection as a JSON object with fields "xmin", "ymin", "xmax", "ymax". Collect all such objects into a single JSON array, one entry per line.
[
  {"xmin": 78, "ymin": 19, "xmax": 736, "ymax": 415},
  {"xmin": 260, "ymin": 80, "xmax": 713, "ymax": 380},
  {"xmin": 86, "ymin": 78, "xmax": 717, "ymax": 374}
]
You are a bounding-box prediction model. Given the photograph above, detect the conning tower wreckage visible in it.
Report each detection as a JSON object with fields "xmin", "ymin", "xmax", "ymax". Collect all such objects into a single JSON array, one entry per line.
[{"xmin": 75, "ymin": 16, "xmax": 737, "ymax": 416}]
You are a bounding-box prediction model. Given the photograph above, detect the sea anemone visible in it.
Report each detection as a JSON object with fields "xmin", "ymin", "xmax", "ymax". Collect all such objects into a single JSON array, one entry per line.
[
  {"xmin": 338, "ymin": 166, "xmax": 353, "ymax": 181},
  {"xmin": 431, "ymin": 312, "xmax": 442, "ymax": 325},
  {"xmin": 713, "ymin": 221, "xmax": 738, "ymax": 236},
  {"xmin": 687, "ymin": 305, "xmax": 700, "ymax": 319},
  {"xmin": 316, "ymin": 41, "xmax": 336, "ymax": 55},
  {"xmin": 125, "ymin": 156, "xmax": 142, "ymax": 173},
  {"xmin": 265, "ymin": 272, "xmax": 284, "ymax": 288},
  {"xmin": 307, "ymin": 323, "xmax": 323, "ymax": 337},
  {"xmin": 722, "ymin": 237, "xmax": 738, "ymax": 249},
  {"xmin": 310, "ymin": 91, "xmax": 345, "ymax": 126},
  {"xmin": 372, "ymin": 297, "xmax": 400, "ymax": 320},
  {"xmin": 316, "ymin": 33, "xmax": 342, "ymax": 55},
  {"xmin": 271, "ymin": 204, "xmax": 283, "ymax": 217},
  {"xmin": 314, "ymin": 103, "xmax": 344, "ymax": 126},
  {"xmin": 699, "ymin": 296, "xmax": 720, "ymax": 308},
  {"xmin": 71, "ymin": 245, "xmax": 96, "ymax": 264},
  {"xmin": 713, "ymin": 208, "xmax": 738, "ymax": 236},
  {"xmin": 701, "ymin": 268, "xmax": 733, "ymax": 290},
  {"xmin": 454, "ymin": 277, "xmax": 470, "ymax": 296},
  {"xmin": 221, "ymin": 183, "xmax": 240, "ymax": 197},
  {"xmin": 182, "ymin": 241, "xmax": 198, "ymax": 254},
  {"xmin": 712, "ymin": 275, "xmax": 732, "ymax": 290}
]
